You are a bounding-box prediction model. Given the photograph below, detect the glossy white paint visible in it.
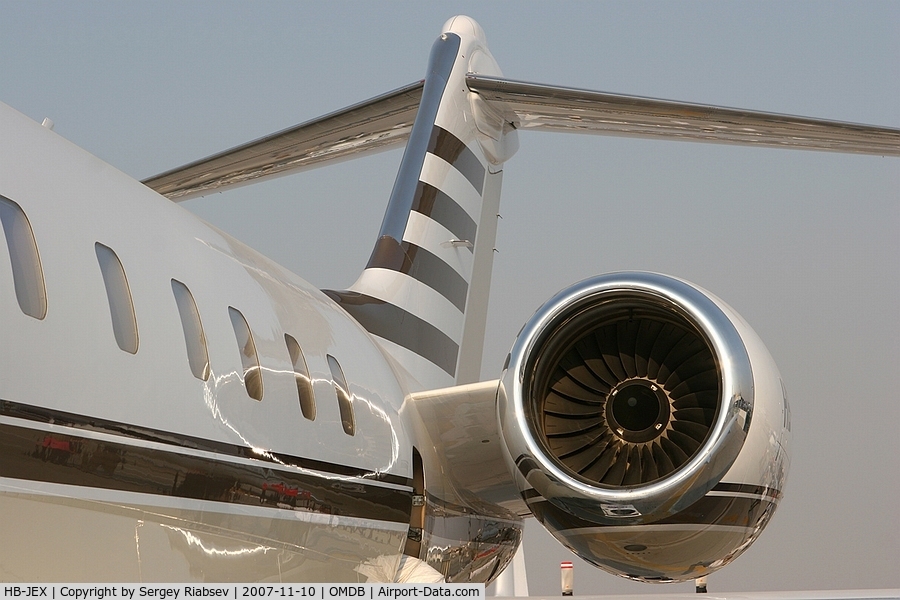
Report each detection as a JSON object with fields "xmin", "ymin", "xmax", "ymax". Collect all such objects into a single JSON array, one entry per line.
[
  {"xmin": 0, "ymin": 103, "xmax": 410, "ymax": 471},
  {"xmin": 0, "ymin": 99, "xmax": 415, "ymax": 581},
  {"xmin": 342, "ymin": 16, "xmax": 517, "ymax": 393}
]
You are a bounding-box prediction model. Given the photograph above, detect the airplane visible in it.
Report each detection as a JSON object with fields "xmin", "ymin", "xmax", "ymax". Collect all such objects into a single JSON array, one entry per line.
[{"xmin": 1, "ymin": 14, "xmax": 898, "ymax": 584}]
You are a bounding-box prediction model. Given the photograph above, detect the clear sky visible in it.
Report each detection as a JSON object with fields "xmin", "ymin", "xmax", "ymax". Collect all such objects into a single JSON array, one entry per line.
[{"xmin": 2, "ymin": 1, "xmax": 898, "ymax": 594}]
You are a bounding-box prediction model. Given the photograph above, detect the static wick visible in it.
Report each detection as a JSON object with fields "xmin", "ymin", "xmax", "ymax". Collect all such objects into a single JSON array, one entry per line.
[
  {"xmin": 561, "ymin": 561, "xmax": 573, "ymax": 596},
  {"xmin": 696, "ymin": 576, "xmax": 708, "ymax": 594}
]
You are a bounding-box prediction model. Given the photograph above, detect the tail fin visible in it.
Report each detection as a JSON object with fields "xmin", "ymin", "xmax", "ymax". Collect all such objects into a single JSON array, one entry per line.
[{"xmin": 325, "ymin": 16, "xmax": 518, "ymax": 391}]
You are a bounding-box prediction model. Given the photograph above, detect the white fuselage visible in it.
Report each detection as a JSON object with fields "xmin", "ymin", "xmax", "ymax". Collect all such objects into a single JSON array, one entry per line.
[{"xmin": 0, "ymin": 101, "xmax": 416, "ymax": 581}]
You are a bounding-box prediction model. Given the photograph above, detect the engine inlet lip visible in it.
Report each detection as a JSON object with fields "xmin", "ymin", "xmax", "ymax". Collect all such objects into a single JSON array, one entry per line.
[
  {"xmin": 501, "ymin": 272, "xmax": 755, "ymax": 517},
  {"xmin": 525, "ymin": 292, "xmax": 710, "ymax": 484}
]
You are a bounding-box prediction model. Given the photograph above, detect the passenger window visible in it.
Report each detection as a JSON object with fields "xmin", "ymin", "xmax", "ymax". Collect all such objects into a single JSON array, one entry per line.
[
  {"xmin": 95, "ymin": 242, "xmax": 138, "ymax": 354},
  {"xmin": 285, "ymin": 334, "xmax": 316, "ymax": 420},
  {"xmin": 229, "ymin": 307, "xmax": 263, "ymax": 401},
  {"xmin": 326, "ymin": 354, "xmax": 355, "ymax": 436},
  {"xmin": 0, "ymin": 195, "xmax": 47, "ymax": 320},
  {"xmin": 171, "ymin": 279, "xmax": 210, "ymax": 381}
]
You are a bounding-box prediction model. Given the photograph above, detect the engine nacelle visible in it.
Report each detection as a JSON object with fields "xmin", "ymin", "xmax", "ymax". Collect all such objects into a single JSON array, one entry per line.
[{"xmin": 498, "ymin": 272, "xmax": 790, "ymax": 582}]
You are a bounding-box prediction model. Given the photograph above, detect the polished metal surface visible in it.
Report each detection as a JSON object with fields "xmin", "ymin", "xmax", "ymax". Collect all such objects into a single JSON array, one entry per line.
[
  {"xmin": 402, "ymin": 381, "xmax": 525, "ymax": 584},
  {"xmin": 143, "ymin": 81, "xmax": 423, "ymax": 201},
  {"xmin": 0, "ymin": 399, "xmax": 413, "ymax": 581},
  {"xmin": 496, "ymin": 272, "xmax": 790, "ymax": 581},
  {"xmin": 420, "ymin": 493, "xmax": 522, "ymax": 584},
  {"xmin": 499, "ymin": 272, "xmax": 754, "ymax": 524},
  {"xmin": 466, "ymin": 74, "xmax": 900, "ymax": 156},
  {"xmin": 527, "ymin": 482, "xmax": 782, "ymax": 583}
]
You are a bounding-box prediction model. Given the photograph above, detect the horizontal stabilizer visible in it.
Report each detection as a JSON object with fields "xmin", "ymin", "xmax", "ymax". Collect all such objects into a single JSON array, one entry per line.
[
  {"xmin": 466, "ymin": 74, "xmax": 900, "ymax": 156},
  {"xmin": 143, "ymin": 81, "xmax": 423, "ymax": 201},
  {"xmin": 143, "ymin": 75, "xmax": 899, "ymax": 200}
]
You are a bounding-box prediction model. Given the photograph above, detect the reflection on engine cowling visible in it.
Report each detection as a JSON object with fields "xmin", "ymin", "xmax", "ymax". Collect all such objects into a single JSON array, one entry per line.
[
  {"xmin": 499, "ymin": 272, "xmax": 790, "ymax": 582},
  {"xmin": 524, "ymin": 479, "xmax": 782, "ymax": 582}
]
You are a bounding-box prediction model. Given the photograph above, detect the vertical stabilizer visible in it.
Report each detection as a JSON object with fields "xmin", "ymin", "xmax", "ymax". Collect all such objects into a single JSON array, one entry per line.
[{"xmin": 326, "ymin": 16, "xmax": 518, "ymax": 391}]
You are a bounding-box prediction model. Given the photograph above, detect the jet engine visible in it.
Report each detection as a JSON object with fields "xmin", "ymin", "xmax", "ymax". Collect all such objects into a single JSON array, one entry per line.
[{"xmin": 498, "ymin": 272, "xmax": 790, "ymax": 582}]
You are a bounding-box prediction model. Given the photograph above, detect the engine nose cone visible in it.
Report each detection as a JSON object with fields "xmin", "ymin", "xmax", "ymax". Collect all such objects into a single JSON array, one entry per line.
[{"xmin": 607, "ymin": 380, "xmax": 670, "ymax": 443}]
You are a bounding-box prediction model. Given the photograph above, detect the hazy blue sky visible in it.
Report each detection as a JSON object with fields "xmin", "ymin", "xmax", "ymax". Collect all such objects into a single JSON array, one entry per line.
[{"xmin": 2, "ymin": 1, "xmax": 898, "ymax": 594}]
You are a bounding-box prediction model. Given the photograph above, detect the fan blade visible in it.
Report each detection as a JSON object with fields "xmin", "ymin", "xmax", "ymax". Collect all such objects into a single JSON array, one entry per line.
[
  {"xmin": 616, "ymin": 320, "xmax": 640, "ymax": 378},
  {"xmin": 596, "ymin": 326, "xmax": 627, "ymax": 381}
]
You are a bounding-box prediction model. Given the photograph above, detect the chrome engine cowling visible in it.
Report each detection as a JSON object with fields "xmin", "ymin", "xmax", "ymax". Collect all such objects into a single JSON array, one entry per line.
[{"xmin": 498, "ymin": 272, "xmax": 790, "ymax": 582}]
